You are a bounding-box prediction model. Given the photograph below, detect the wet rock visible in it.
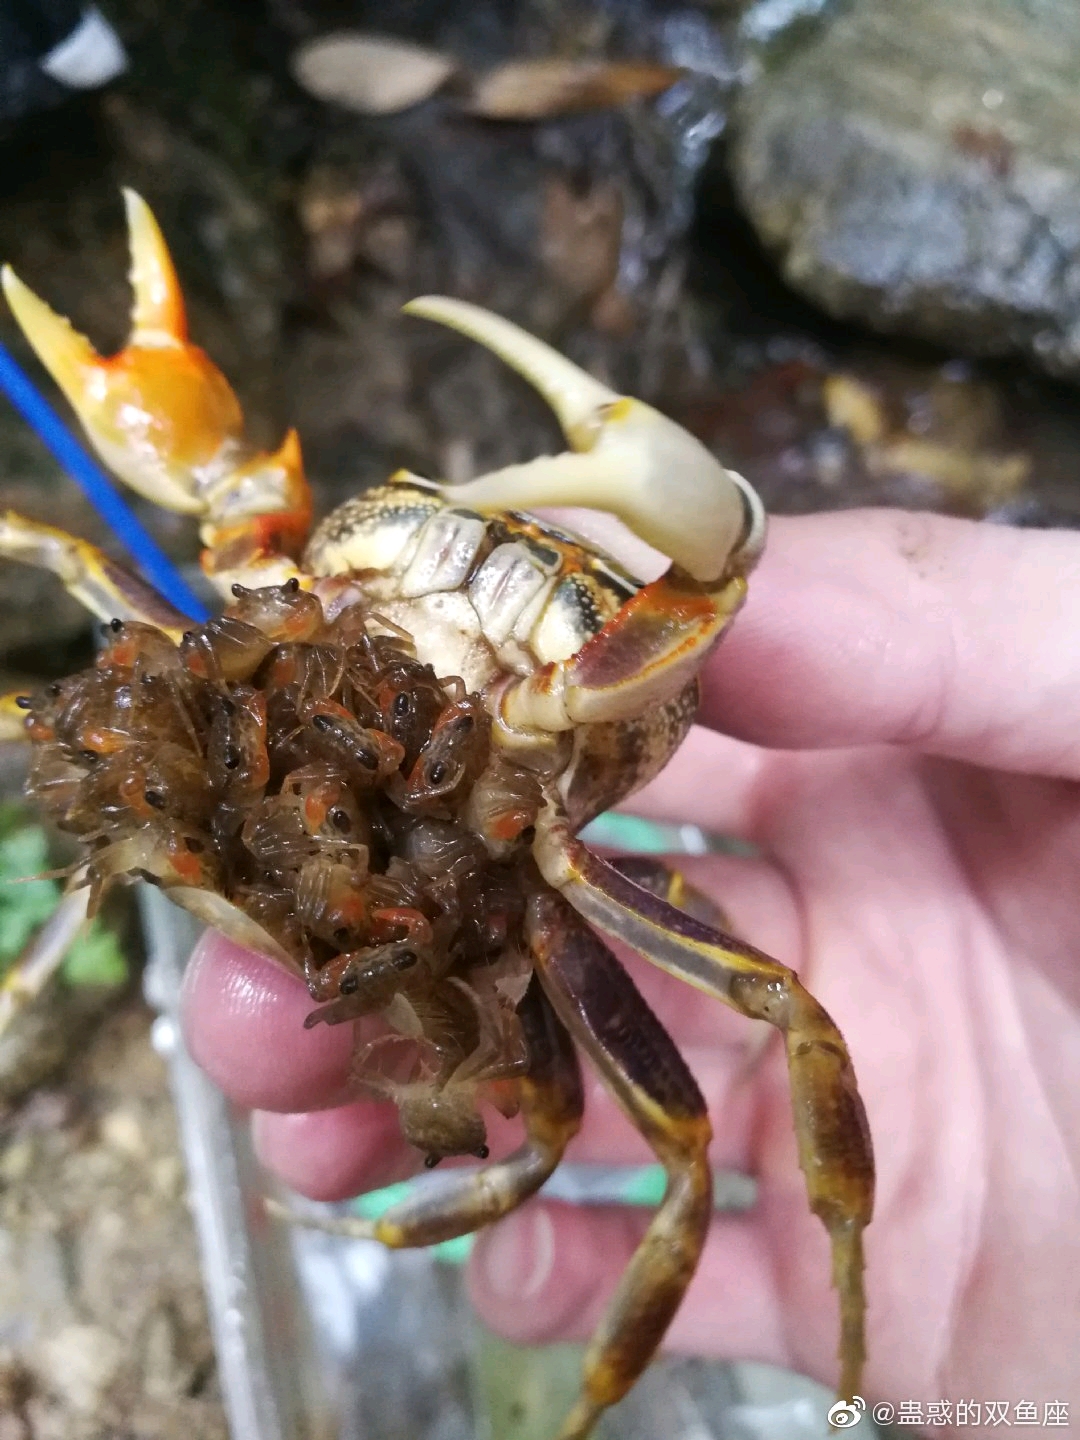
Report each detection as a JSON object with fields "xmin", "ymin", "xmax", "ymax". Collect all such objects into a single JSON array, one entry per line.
[{"xmin": 731, "ymin": 0, "xmax": 1080, "ymax": 380}]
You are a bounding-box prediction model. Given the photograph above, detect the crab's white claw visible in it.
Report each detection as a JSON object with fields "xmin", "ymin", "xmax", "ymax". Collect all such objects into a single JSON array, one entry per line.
[{"xmin": 403, "ymin": 296, "xmax": 765, "ymax": 583}]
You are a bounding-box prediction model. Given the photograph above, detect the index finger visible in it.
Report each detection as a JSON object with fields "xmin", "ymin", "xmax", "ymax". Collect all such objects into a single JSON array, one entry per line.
[{"xmin": 699, "ymin": 509, "xmax": 1080, "ymax": 777}]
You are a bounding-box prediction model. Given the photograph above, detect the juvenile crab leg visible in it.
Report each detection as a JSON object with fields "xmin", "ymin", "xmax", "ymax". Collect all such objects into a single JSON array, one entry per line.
[
  {"xmin": 268, "ymin": 977, "xmax": 584, "ymax": 1245},
  {"xmin": 2, "ymin": 191, "xmax": 311, "ymax": 588},
  {"xmin": 0, "ymin": 512, "xmax": 191, "ymax": 635},
  {"xmin": 525, "ymin": 889, "xmax": 713, "ymax": 1440},
  {"xmin": 0, "ymin": 882, "xmax": 92, "ymax": 1036},
  {"xmin": 535, "ymin": 810, "xmax": 874, "ymax": 1403}
]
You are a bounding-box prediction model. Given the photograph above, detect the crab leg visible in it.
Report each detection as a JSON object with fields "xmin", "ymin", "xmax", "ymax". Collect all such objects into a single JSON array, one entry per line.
[
  {"xmin": 268, "ymin": 976, "xmax": 584, "ymax": 1245},
  {"xmin": 526, "ymin": 889, "xmax": 713, "ymax": 1440},
  {"xmin": 2, "ymin": 191, "xmax": 311, "ymax": 588},
  {"xmin": 608, "ymin": 855, "xmax": 734, "ymax": 931},
  {"xmin": 0, "ymin": 511, "xmax": 192, "ymax": 636},
  {"xmin": 0, "ymin": 882, "xmax": 92, "ymax": 1037},
  {"xmin": 536, "ymin": 810, "xmax": 874, "ymax": 1403}
]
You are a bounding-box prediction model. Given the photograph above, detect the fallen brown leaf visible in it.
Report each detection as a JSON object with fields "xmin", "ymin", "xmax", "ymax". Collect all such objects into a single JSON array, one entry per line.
[
  {"xmin": 467, "ymin": 59, "xmax": 684, "ymax": 120},
  {"xmin": 292, "ymin": 33, "xmax": 458, "ymax": 115}
]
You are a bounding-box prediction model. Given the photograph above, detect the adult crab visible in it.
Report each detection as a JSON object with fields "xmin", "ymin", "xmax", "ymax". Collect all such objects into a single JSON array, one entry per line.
[{"xmin": 0, "ymin": 192, "xmax": 872, "ymax": 1439}]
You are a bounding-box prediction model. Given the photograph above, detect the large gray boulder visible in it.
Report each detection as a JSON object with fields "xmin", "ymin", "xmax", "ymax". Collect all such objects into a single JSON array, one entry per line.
[{"xmin": 731, "ymin": 0, "xmax": 1080, "ymax": 378}]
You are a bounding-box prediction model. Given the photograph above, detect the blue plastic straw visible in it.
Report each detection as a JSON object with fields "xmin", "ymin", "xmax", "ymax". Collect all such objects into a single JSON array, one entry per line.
[{"xmin": 0, "ymin": 339, "xmax": 209, "ymax": 620}]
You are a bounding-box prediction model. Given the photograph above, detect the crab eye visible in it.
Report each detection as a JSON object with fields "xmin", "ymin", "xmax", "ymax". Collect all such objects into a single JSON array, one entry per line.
[
  {"xmin": 338, "ymin": 973, "xmax": 360, "ymax": 996},
  {"xmin": 392, "ymin": 692, "xmax": 411, "ymax": 718},
  {"xmin": 330, "ymin": 807, "xmax": 352, "ymax": 832},
  {"xmin": 144, "ymin": 790, "xmax": 165, "ymax": 809},
  {"xmin": 223, "ymin": 745, "xmax": 241, "ymax": 769},
  {"xmin": 393, "ymin": 950, "xmax": 418, "ymax": 970},
  {"xmin": 426, "ymin": 761, "xmax": 447, "ymax": 786},
  {"xmin": 14, "ymin": 696, "xmax": 31, "ymax": 709},
  {"xmin": 285, "ymin": 578, "xmax": 301, "ymax": 594}
]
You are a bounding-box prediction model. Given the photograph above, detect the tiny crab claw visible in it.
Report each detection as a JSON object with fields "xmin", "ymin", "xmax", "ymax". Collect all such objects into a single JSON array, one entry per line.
[
  {"xmin": 403, "ymin": 297, "xmax": 766, "ymax": 584},
  {"xmin": 2, "ymin": 190, "xmax": 312, "ymax": 581}
]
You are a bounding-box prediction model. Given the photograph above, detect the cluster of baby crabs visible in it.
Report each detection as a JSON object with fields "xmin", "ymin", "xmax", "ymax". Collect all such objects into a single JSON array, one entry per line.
[{"xmin": 18, "ymin": 579, "xmax": 548, "ymax": 1161}]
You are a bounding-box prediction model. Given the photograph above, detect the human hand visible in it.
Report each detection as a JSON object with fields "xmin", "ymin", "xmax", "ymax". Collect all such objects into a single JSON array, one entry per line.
[{"xmin": 180, "ymin": 508, "xmax": 1080, "ymax": 1417}]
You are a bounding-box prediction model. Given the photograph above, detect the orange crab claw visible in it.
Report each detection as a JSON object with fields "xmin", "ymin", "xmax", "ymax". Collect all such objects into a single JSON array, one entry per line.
[
  {"xmin": 2, "ymin": 190, "xmax": 313, "ymax": 580},
  {"xmin": 2, "ymin": 190, "xmax": 242, "ymax": 515}
]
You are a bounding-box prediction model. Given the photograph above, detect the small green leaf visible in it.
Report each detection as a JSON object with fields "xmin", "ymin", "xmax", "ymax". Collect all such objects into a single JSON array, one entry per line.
[
  {"xmin": 61, "ymin": 922, "xmax": 129, "ymax": 989},
  {"xmin": 0, "ymin": 822, "xmax": 61, "ymax": 968}
]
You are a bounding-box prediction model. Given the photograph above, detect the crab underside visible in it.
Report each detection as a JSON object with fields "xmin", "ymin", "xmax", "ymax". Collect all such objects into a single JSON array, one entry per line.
[{"xmin": 0, "ymin": 192, "xmax": 873, "ymax": 1440}]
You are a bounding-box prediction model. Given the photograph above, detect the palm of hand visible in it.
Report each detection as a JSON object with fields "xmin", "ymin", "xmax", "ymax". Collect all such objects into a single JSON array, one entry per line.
[{"xmin": 701, "ymin": 742, "xmax": 1080, "ymax": 1407}]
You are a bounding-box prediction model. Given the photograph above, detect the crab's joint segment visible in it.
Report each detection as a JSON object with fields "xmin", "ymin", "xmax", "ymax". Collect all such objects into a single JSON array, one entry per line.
[
  {"xmin": 0, "ymin": 885, "xmax": 92, "ymax": 1038},
  {"xmin": 535, "ymin": 814, "xmax": 874, "ymax": 1404},
  {"xmin": 499, "ymin": 570, "xmax": 747, "ymax": 733},
  {"xmin": 526, "ymin": 891, "xmax": 713, "ymax": 1440},
  {"xmin": 404, "ymin": 295, "xmax": 766, "ymax": 583},
  {"xmin": 0, "ymin": 512, "xmax": 191, "ymax": 636},
  {"xmin": 3, "ymin": 192, "xmax": 313, "ymax": 581},
  {"xmin": 269, "ymin": 979, "xmax": 583, "ymax": 1247}
]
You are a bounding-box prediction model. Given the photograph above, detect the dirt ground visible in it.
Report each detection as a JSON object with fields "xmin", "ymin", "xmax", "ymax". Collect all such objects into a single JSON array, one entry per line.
[{"xmin": 0, "ymin": 999, "xmax": 227, "ymax": 1439}]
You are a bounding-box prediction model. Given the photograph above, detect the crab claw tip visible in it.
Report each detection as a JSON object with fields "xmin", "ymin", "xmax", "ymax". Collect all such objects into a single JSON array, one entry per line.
[
  {"xmin": 122, "ymin": 188, "xmax": 187, "ymax": 346},
  {"xmin": 404, "ymin": 295, "xmax": 766, "ymax": 582},
  {"xmin": 404, "ymin": 294, "xmax": 618, "ymax": 450},
  {"xmin": 1, "ymin": 264, "xmax": 99, "ymax": 400}
]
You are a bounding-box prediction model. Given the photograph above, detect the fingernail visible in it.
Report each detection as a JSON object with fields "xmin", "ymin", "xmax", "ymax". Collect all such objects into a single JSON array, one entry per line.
[{"xmin": 478, "ymin": 1204, "xmax": 555, "ymax": 1301}]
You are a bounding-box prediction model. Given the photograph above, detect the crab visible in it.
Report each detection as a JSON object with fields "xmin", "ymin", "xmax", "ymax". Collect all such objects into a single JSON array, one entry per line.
[{"xmin": 0, "ymin": 192, "xmax": 873, "ymax": 1440}]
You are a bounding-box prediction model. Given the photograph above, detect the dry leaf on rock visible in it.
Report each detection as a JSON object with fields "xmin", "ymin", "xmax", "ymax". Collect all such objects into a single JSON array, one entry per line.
[
  {"xmin": 467, "ymin": 59, "xmax": 683, "ymax": 120},
  {"xmin": 292, "ymin": 34, "xmax": 458, "ymax": 115}
]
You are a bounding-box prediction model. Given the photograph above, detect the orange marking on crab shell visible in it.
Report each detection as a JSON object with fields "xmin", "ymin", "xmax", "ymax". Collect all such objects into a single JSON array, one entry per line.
[
  {"xmin": 370, "ymin": 907, "xmax": 433, "ymax": 945},
  {"xmin": 117, "ymin": 769, "xmax": 153, "ymax": 816},
  {"xmin": 26, "ymin": 718, "xmax": 55, "ymax": 743},
  {"xmin": 165, "ymin": 837, "xmax": 209, "ymax": 885},
  {"xmin": 79, "ymin": 726, "xmax": 130, "ymax": 756},
  {"xmin": 490, "ymin": 810, "xmax": 531, "ymax": 842},
  {"xmin": 302, "ymin": 779, "xmax": 342, "ymax": 832}
]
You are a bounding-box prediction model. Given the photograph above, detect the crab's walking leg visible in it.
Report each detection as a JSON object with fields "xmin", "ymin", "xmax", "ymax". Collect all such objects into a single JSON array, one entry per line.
[
  {"xmin": 3, "ymin": 191, "xmax": 311, "ymax": 588},
  {"xmin": 0, "ymin": 512, "xmax": 192, "ymax": 635},
  {"xmin": 268, "ymin": 977, "xmax": 584, "ymax": 1244},
  {"xmin": 0, "ymin": 883, "xmax": 91, "ymax": 1036},
  {"xmin": 608, "ymin": 855, "xmax": 733, "ymax": 931},
  {"xmin": 526, "ymin": 890, "xmax": 713, "ymax": 1440},
  {"xmin": 537, "ymin": 812, "xmax": 874, "ymax": 1403}
]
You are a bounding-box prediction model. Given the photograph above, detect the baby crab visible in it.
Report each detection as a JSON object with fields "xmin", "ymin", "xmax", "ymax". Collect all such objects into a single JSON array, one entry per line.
[{"xmin": 0, "ymin": 192, "xmax": 873, "ymax": 1439}]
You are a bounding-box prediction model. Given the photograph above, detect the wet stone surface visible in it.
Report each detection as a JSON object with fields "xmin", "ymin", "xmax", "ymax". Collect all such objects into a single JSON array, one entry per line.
[{"xmin": 732, "ymin": 0, "xmax": 1080, "ymax": 380}]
